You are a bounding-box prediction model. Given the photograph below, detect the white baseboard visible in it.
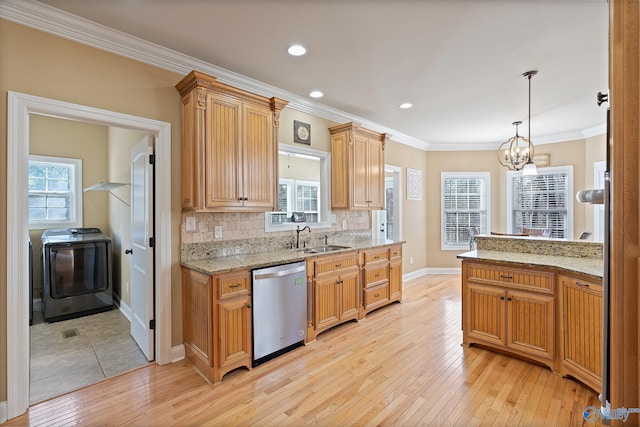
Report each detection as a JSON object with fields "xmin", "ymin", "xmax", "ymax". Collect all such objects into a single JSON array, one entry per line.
[
  {"xmin": 114, "ymin": 295, "xmax": 132, "ymax": 322},
  {"xmin": 425, "ymin": 267, "xmax": 461, "ymax": 275},
  {"xmin": 403, "ymin": 268, "xmax": 428, "ymax": 282},
  {"xmin": 0, "ymin": 400, "xmax": 7, "ymax": 423},
  {"xmin": 172, "ymin": 344, "xmax": 185, "ymax": 363}
]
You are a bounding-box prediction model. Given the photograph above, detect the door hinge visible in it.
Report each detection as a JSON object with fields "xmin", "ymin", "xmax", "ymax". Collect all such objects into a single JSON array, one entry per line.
[
  {"xmin": 149, "ymin": 237, "xmax": 155, "ymax": 248},
  {"xmin": 149, "ymin": 154, "xmax": 155, "ymax": 165},
  {"xmin": 149, "ymin": 319, "xmax": 155, "ymax": 330}
]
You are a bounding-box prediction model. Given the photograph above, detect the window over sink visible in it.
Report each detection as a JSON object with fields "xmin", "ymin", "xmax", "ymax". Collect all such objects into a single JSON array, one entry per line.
[{"xmin": 265, "ymin": 144, "xmax": 332, "ymax": 232}]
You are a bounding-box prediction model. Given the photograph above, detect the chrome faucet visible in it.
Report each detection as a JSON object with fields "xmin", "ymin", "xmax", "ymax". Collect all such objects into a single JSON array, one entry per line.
[{"xmin": 296, "ymin": 225, "xmax": 311, "ymax": 249}]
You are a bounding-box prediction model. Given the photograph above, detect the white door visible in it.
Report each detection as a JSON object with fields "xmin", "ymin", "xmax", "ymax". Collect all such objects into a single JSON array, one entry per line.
[{"xmin": 130, "ymin": 135, "xmax": 155, "ymax": 360}]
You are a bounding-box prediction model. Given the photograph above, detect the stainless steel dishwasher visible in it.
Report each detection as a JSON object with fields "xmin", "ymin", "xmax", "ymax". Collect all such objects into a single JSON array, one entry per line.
[{"xmin": 252, "ymin": 261, "xmax": 307, "ymax": 365}]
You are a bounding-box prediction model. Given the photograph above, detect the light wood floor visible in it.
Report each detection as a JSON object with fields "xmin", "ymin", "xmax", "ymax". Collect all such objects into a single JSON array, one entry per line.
[{"xmin": 5, "ymin": 274, "xmax": 603, "ymax": 426}]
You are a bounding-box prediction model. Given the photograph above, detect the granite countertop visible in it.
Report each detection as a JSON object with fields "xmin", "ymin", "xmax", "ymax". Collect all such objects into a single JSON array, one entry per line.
[
  {"xmin": 182, "ymin": 239, "xmax": 402, "ymax": 276},
  {"xmin": 457, "ymin": 249, "xmax": 604, "ymax": 280}
]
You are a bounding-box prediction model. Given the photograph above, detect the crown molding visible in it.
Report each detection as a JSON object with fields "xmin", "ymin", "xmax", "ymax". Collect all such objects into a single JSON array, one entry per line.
[{"xmin": 0, "ymin": 0, "xmax": 430, "ymax": 150}]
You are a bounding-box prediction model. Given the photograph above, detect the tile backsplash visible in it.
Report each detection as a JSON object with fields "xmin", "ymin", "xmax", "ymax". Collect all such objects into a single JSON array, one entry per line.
[{"xmin": 181, "ymin": 210, "xmax": 372, "ymax": 262}]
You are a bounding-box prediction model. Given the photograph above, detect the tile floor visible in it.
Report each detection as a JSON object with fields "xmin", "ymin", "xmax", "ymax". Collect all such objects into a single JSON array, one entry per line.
[{"xmin": 29, "ymin": 308, "xmax": 150, "ymax": 404}]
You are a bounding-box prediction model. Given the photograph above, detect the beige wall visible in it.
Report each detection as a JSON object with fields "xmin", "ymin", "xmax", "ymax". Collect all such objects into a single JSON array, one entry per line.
[
  {"xmin": 0, "ymin": 18, "xmax": 183, "ymax": 401},
  {"xmin": 28, "ymin": 115, "xmax": 111, "ymax": 300}
]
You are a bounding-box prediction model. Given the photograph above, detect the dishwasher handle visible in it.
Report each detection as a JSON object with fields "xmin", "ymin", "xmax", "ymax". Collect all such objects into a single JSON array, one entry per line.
[{"xmin": 254, "ymin": 264, "xmax": 306, "ymax": 280}]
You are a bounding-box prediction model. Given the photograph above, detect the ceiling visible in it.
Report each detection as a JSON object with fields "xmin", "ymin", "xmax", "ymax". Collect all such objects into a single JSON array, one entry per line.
[{"xmin": 27, "ymin": 0, "xmax": 610, "ymax": 150}]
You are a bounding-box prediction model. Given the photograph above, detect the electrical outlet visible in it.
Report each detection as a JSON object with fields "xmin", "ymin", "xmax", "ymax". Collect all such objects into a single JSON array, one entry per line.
[
  {"xmin": 410, "ymin": 256, "xmax": 414, "ymax": 265},
  {"xmin": 342, "ymin": 220, "xmax": 347, "ymax": 230},
  {"xmin": 185, "ymin": 216, "xmax": 196, "ymax": 231},
  {"xmin": 214, "ymin": 225, "xmax": 223, "ymax": 239},
  {"xmin": 331, "ymin": 214, "xmax": 337, "ymax": 224}
]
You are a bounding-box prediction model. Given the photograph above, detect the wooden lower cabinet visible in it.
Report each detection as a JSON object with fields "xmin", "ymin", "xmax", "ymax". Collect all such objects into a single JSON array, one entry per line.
[
  {"xmin": 312, "ymin": 253, "xmax": 360, "ymax": 337},
  {"xmin": 462, "ymin": 259, "xmax": 603, "ymax": 393},
  {"xmin": 182, "ymin": 267, "xmax": 252, "ymax": 383},
  {"xmin": 558, "ymin": 274, "xmax": 602, "ymax": 392},
  {"xmin": 463, "ymin": 261, "xmax": 555, "ymax": 370}
]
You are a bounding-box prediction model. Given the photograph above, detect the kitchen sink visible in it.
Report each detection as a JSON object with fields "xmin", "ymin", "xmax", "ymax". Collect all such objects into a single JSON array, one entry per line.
[{"xmin": 299, "ymin": 245, "xmax": 352, "ymax": 254}]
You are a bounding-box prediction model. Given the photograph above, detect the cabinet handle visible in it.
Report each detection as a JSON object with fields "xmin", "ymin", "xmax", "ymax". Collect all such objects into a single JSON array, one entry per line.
[
  {"xmin": 374, "ymin": 273, "xmax": 380, "ymax": 278},
  {"xmin": 247, "ymin": 304, "xmax": 251, "ymax": 309},
  {"xmin": 507, "ymin": 297, "xmax": 512, "ymax": 301},
  {"xmin": 229, "ymin": 284, "xmax": 241, "ymax": 288},
  {"xmin": 337, "ymin": 280, "xmax": 343, "ymax": 285},
  {"xmin": 500, "ymin": 296, "xmax": 505, "ymax": 300},
  {"xmin": 576, "ymin": 282, "xmax": 590, "ymax": 288},
  {"xmin": 374, "ymin": 293, "xmax": 380, "ymax": 297},
  {"xmin": 335, "ymin": 264, "xmax": 342, "ymax": 268},
  {"xmin": 500, "ymin": 274, "xmax": 513, "ymax": 280}
]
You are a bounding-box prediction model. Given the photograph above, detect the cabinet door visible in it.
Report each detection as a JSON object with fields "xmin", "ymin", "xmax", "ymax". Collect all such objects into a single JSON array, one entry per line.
[
  {"xmin": 330, "ymin": 132, "xmax": 350, "ymax": 210},
  {"xmin": 205, "ymin": 92, "xmax": 242, "ymax": 208},
  {"xmin": 182, "ymin": 269, "xmax": 213, "ymax": 366},
  {"xmin": 218, "ymin": 295, "xmax": 252, "ymax": 370},
  {"xmin": 507, "ymin": 290, "xmax": 554, "ymax": 360},
  {"xmin": 366, "ymin": 137, "xmax": 384, "ymax": 209},
  {"xmin": 352, "ymin": 134, "xmax": 370, "ymax": 209},
  {"xmin": 242, "ymin": 103, "xmax": 275, "ymax": 209},
  {"xmin": 339, "ymin": 269, "xmax": 360, "ymax": 318},
  {"xmin": 389, "ymin": 258, "xmax": 402, "ymax": 301},
  {"xmin": 314, "ymin": 274, "xmax": 340, "ymax": 329},
  {"xmin": 560, "ymin": 276, "xmax": 602, "ymax": 385},
  {"xmin": 466, "ymin": 283, "xmax": 505, "ymax": 346}
]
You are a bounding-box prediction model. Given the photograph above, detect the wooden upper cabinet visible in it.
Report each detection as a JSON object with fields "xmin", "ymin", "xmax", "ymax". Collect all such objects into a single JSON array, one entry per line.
[
  {"xmin": 329, "ymin": 122, "xmax": 388, "ymax": 210},
  {"xmin": 176, "ymin": 70, "xmax": 288, "ymax": 212}
]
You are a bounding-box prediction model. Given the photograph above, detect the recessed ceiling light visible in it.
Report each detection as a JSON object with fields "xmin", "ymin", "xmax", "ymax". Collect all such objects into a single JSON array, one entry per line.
[
  {"xmin": 399, "ymin": 103, "xmax": 413, "ymax": 109},
  {"xmin": 309, "ymin": 90, "xmax": 323, "ymax": 98},
  {"xmin": 288, "ymin": 45, "xmax": 307, "ymax": 56}
]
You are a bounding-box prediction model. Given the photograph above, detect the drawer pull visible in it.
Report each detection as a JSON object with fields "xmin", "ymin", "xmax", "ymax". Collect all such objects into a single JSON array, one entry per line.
[
  {"xmin": 374, "ymin": 293, "xmax": 380, "ymax": 297},
  {"xmin": 500, "ymin": 274, "xmax": 513, "ymax": 280},
  {"xmin": 335, "ymin": 263, "xmax": 342, "ymax": 268},
  {"xmin": 374, "ymin": 273, "xmax": 379, "ymax": 277},
  {"xmin": 576, "ymin": 282, "xmax": 590, "ymax": 287},
  {"xmin": 229, "ymin": 284, "xmax": 241, "ymax": 288}
]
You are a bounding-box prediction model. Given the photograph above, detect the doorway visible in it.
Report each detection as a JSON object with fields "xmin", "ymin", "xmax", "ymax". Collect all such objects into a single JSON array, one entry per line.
[
  {"xmin": 373, "ymin": 165, "xmax": 402, "ymax": 241},
  {"xmin": 7, "ymin": 92, "xmax": 173, "ymax": 419}
]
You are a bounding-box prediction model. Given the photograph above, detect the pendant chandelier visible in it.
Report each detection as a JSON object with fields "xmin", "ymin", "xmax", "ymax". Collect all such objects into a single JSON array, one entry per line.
[{"xmin": 498, "ymin": 70, "xmax": 538, "ymax": 176}]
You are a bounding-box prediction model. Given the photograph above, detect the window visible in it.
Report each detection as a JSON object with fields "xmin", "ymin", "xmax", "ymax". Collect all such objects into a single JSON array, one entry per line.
[
  {"xmin": 507, "ymin": 165, "xmax": 573, "ymax": 239},
  {"xmin": 441, "ymin": 172, "xmax": 490, "ymax": 250},
  {"xmin": 28, "ymin": 155, "xmax": 82, "ymax": 229},
  {"xmin": 265, "ymin": 144, "xmax": 332, "ymax": 232},
  {"xmin": 271, "ymin": 178, "xmax": 320, "ymax": 224}
]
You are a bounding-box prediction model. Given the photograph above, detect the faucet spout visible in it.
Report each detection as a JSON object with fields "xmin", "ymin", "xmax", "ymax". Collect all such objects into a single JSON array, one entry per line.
[{"xmin": 296, "ymin": 225, "xmax": 311, "ymax": 249}]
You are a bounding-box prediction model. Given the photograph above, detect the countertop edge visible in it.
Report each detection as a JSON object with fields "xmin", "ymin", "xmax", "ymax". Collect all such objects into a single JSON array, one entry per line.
[
  {"xmin": 457, "ymin": 250, "xmax": 603, "ymax": 280},
  {"xmin": 182, "ymin": 240, "xmax": 404, "ymax": 276}
]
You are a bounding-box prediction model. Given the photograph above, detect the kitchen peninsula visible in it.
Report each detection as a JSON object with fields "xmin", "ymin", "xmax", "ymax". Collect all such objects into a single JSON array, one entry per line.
[{"xmin": 458, "ymin": 235, "xmax": 604, "ymax": 393}]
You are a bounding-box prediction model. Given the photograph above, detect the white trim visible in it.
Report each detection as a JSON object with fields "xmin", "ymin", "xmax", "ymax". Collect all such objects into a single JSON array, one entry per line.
[
  {"xmin": 402, "ymin": 268, "xmax": 429, "ymax": 282},
  {"xmin": 27, "ymin": 154, "xmax": 83, "ymax": 229},
  {"xmin": 426, "ymin": 267, "xmax": 462, "ymax": 275},
  {"xmin": 441, "ymin": 172, "xmax": 491, "ymax": 250},
  {"xmin": 0, "ymin": 400, "xmax": 7, "ymax": 424},
  {"xmin": 7, "ymin": 92, "xmax": 172, "ymax": 419},
  {"xmin": 265, "ymin": 144, "xmax": 332, "ymax": 232},
  {"xmin": 172, "ymin": 345, "xmax": 186, "ymax": 363},
  {"xmin": 116, "ymin": 295, "xmax": 133, "ymax": 322}
]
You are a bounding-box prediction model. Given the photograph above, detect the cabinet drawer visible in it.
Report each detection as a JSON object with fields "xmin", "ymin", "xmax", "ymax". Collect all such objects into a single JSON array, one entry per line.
[
  {"xmin": 389, "ymin": 246, "xmax": 402, "ymax": 259},
  {"xmin": 364, "ymin": 265, "xmax": 389, "ymax": 287},
  {"xmin": 363, "ymin": 248, "xmax": 389, "ymax": 264},
  {"xmin": 364, "ymin": 283, "xmax": 389, "ymax": 306},
  {"xmin": 313, "ymin": 253, "xmax": 358, "ymax": 276},
  {"xmin": 466, "ymin": 263, "xmax": 554, "ymax": 293},
  {"xmin": 219, "ymin": 272, "xmax": 250, "ymax": 298}
]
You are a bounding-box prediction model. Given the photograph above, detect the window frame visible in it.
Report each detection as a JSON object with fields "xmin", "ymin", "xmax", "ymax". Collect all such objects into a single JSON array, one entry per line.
[
  {"xmin": 28, "ymin": 154, "xmax": 83, "ymax": 229},
  {"xmin": 506, "ymin": 165, "xmax": 574, "ymax": 239},
  {"xmin": 265, "ymin": 144, "xmax": 332, "ymax": 232},
  {"xmin": 441, "ymin": 172, "xmax": 491, "ymax": 250}
]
